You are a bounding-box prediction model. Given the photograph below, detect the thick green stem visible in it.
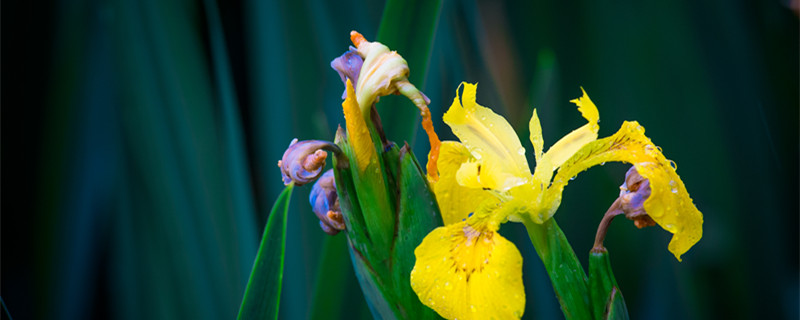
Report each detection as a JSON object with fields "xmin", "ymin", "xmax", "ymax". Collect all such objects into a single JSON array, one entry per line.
[{"xmin": 523, "ymin": 216, "xmax": 593, "ymax": 320}]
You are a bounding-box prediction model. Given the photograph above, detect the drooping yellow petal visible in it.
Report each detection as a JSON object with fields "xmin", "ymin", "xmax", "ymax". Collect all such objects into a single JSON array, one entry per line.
[
  {"xmin": 433, "ymin": 141, "xmax": 493, "ymax": 224},
  {"xmin": 529, "ymin": 108, "xmax": 544, "ymax": 164},
  {"xmin": 539, "ymin": 88, "xmax": 601, "ymax": 171},
  {"xmin": 545, "ymin": 121, "xmax": 703, "ymax": 260},
  {"xmin": 443, "ymin": 83, "xmax": 531, "ymax": 191},
  {"xmin": 342, "ymin": 79, "xmax": 377, "ymax": 171},
  {"xmin": 411, "ymin": 221, "xmax": 525, "ymax": 320}
]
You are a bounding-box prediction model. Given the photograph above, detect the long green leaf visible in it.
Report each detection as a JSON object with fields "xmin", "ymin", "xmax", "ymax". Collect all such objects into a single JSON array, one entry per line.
[
  {"xmin": 238, "ymin": 185, "xmax": 294, "ymax": 320},
  {"xmin": 523, "ymin": 218, "xmax": 593, "ymax": 320},
  {"xmin": 389, "ymin": 144, "xmax": 443, "ymax": 319}
]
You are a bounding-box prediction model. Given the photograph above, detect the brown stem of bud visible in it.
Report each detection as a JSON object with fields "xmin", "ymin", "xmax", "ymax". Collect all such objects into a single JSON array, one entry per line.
[{"xmin": 592, "ymin": 197, "xmax": 624, "ymax": 252}]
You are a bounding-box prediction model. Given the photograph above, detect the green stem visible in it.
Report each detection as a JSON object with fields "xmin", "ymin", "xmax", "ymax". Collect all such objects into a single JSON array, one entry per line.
[{"xmin": 523, "ymin": 216, "xmax": 593, "ymax": 320}]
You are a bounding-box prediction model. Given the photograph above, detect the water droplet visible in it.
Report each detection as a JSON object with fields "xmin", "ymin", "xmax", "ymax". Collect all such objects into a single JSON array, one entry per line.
[
  {"xmin": 481, "ymin": 116, "xmax": 486, "ymax": 121},
  {"xmin": 570, "ymin": 176, "xmax": 576, "ymax": 181},
  {"xmin": 470, "ymin": 305, "xmax": 477, "ymax": 313},
  {"xmin": 600, "ymin": 162, "xmax": 606, "ymax": 166},
  {"xmin": 444, "ymin": 282, "xmax": 452, "ymax": 290},
  {"xmin": 517, "ymin": 147, "xmax": 525, "ymax": 155},
  {"xmin": 426, "ymin": 265, "xmax": 431, "ymax": 270},
  {"xmin": 669, "ymin": 160, "xmax": 677, "ymax": 170},
  {"xmin": 644, "ymin": 144, "xmax": 656, "ymax": 156}
]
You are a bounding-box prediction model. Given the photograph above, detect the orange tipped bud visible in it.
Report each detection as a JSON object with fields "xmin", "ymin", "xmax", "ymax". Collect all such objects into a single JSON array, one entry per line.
[{"xmin": 350, "ymin": 31, "xmax": 367, "ymax": 48}]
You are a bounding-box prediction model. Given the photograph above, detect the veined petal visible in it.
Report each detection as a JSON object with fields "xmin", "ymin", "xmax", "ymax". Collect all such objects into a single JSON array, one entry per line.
[
  {"xmin": 545, "ymin": 121, "xmax": 703, "ymax": 260},
  {"xmin": 433, "ymin": 141, "xmax": 494, "ymax": 224},
  {"xmin": 443, "ymin": 83, "xmax": 531, "ymax": 191},
  {"xmin": 342, "ymin": 79, "xmax": 377, "ymax": 171},
  {"xmin": 411, "ymin": 222, "xmax": 525, "ymax": 320},
  {"xmin": 539, "ymin": 88, "xmax": 601, "ymax": 171},
  {"xmin": 455, "ymin": 159, "xmax": 528, "ymax": 191}
]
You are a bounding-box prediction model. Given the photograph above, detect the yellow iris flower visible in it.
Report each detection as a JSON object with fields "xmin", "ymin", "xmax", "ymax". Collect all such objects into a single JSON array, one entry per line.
[{"xmin": 411, "ymin": 83, "xmax": 702, "ymax": 320}]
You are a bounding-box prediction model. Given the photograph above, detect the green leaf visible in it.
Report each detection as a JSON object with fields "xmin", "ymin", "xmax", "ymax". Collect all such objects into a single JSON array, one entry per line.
[
  {"xmin": 389, "ymin": 144, "xmax": 443, "ymax": 319},
  {"xmin": 523, "ymin": 218, "xmax": 593, "ymax": 320},
  {"xmin": 589, "ymin": 249, "xmax": 629, "ymax": 320},
  {"xmin": 604, "ymin": 288, "xmax": 630, "ymax": 320},
  {"xmin": 375, "ymin": 0, "xmax": 443, "ymax": 144},
  {"xmin": 308, "ymin": 235, "xmax": 352, "ymax": 320},
  {"xmin": 237, "ymin": 185, "xmax": 294, "ymax": 320}
]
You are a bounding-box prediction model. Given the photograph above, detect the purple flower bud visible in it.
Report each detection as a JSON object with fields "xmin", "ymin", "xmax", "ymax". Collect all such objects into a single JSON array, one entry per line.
[
  {"xmin": 278, "ymin": 139, "xmax": 341, "ymax": 186},
  {"xmin": 330, "ymin": 49, "xmax": 363, "ymax": 99},
  {"xmin": 619, "ymin": 166, "xmax": 656, "ymax": 228},
  {"xmin": 309, "ymin": 170, "xmax": 345, "ymax": 235}
]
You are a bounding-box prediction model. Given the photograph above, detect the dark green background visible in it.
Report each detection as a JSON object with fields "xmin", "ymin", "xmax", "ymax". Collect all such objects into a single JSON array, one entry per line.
[{"xmin": 3, "ymin": 0, "xmax": 797, "ymax": 319}]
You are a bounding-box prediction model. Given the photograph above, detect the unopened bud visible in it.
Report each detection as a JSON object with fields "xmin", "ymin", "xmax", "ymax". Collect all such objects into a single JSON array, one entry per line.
[
  {"xmin": 278, "ymin": 139, "xmax": 342, "ymax": 186},
  {"xmin": 330, "ymin": 49, "xmax": 364, "ymax": 99},
  {"xmin": 309, "ymin": 170, "xmax": 345, "ymax": 235},
  {"xmin": 619, "ymin": 166, "xmax": 656, "ymax": 228}
]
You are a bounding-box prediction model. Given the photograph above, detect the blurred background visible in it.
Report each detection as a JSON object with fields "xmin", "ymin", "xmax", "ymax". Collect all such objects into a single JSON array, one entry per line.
[{"xmin": 3, "ymin": 0, "xmax": 798, "ymax": 319}]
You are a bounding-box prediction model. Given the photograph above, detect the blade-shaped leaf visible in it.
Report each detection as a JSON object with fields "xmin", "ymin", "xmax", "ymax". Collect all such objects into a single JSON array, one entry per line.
[
  {"xmin": 589, "ymin": 249, "xmax": 629, "ymax": 320},
  {"xmin": 524, "ymin": 218, "xmax": 593, "ymax": 320},
  {"xmin": 389, "ymin": 144, "xmax": 443, "ymax": 319},
  {"xmin": 238, "ymin": 185, "xmax": 294, "ymax": 320}
]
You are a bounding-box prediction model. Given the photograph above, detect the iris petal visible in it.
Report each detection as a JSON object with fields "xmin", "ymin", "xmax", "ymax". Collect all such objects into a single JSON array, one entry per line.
[
  {"xmin": 545, "ymin": 121, "xmax": 703, "ymax": 260},
  {"xmin": 539, "ymin": 89, "xmax": 600, "ymax": 171},
  {"xmin": 411, "ymin": 222, "xmax": 525, "ymax": 320},
  {"xmin": 443, "ymin": 83, "xmax": 531, "ymax": 191},
  {"xmin": 432, "ymin": 141, "xmax": 494, "ymax": 224}
]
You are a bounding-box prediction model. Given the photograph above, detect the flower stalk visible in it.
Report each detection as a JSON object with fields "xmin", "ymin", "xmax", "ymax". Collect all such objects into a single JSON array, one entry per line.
[{"xmin": 522, "ymin": 216, "xmax": 594, "ymax": 320}]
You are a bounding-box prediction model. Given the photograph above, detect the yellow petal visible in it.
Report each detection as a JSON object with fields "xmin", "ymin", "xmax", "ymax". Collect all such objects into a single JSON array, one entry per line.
[
  {"xmin": 433, "ymin": 141, "xmax": 494, "ymax": 224},
  {"xmin": 455, "ymin": 159, "xmax": 528, "ymax": 191},
  {"xmin": 572, "ymin": 87, "xmax": 599, "ymax": 131},
  {"xmin": 539, "ymin": 88, "xmax": 601, "ymax": 170},
  {"xmin": 411, "ymin": 222, "xmax": 525, "ymax": 320},
  {"xmin": 545, "ymin": 121, "xmax": 703, "ymax": 260},
  {"xmin": 443, "ymin": 83, "xmax": 531, "ymax": 191},
  {"xmin": 529, "ymin": 109, "xmax": 544, "ymax": 164},
  {"xmin": 342, "ymin": 79, "xmax": 377, "ymax": 171}
]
